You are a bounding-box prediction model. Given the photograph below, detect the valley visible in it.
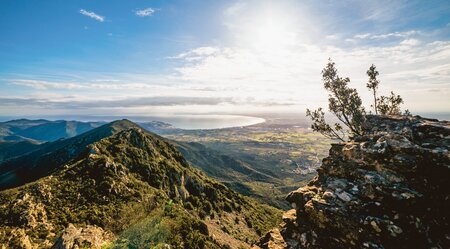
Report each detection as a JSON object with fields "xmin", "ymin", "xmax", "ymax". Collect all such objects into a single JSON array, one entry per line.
[
  {"xmin": 0, "ymin": 120, "xmax": 282, "ymax": 248},
  {"xmin": 161, "ymin": 118, "xmax": 331, "ymax": 209},
  {"xmin": 0, "ymin": 117, "xmax": 329, "ymax": 247},
  {"xmin": 0, "ymin": 117, "xmax": 331, "ymax": 209}
]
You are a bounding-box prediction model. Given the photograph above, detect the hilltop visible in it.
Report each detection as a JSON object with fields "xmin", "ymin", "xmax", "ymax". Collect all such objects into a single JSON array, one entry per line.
[
  {"xmin": 256, "ymin": 115, "xmax": 450, "ymax": 249},
  {"xmin": 0, "ymin": 120, "xmax": 281, "ymax": 248},
  {"xmin": 0, "ymin": 119, "xmax": 141, "ymax": 190}
]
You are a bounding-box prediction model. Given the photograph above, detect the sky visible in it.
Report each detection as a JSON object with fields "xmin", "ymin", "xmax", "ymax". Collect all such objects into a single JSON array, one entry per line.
[{"xmin": 1, "ymin": 0, "xmax": 449, "ymax": 118}]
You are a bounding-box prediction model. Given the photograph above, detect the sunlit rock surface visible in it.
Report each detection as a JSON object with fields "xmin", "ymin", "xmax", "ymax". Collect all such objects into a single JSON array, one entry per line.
[
  {"xmin": 256, "ymin": 115, "xmax": 450, "ymax": 249},
  {"xmin": 52, "ymin": 223, "xmax": 112, "ymax": 249}
]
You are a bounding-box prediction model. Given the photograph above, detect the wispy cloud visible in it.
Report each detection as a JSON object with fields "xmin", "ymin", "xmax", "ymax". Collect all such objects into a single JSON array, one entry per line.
[
  {"xmin": 168, "ymin": 47, "xmax": 220, "ymax": 61},
  {"xmin": 135, "ymin": 8, "xmax": 157, "ymax": 17},
  {"xmin": 0, "ymin": 95, "xmax": 294, "ymax": 111},
  {"xmin": 9, "ymin": 79, "xmax": 171, "ymax": 91},
  {"xmin": 79, "ymin": 9, "xmax": 104, "ymax": 22},
  {"xmin": 353, "ymin": 30, "xmax": 419, "ymax": 40}
]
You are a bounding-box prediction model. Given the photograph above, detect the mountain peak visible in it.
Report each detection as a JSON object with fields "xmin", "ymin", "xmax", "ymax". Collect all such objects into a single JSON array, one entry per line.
[{"xmin": 104, "ymin": 119, "xmax": 141, "ymax": 131}]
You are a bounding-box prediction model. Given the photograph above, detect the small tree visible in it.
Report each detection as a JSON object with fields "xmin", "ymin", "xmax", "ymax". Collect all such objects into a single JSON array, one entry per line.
[
  {"xmin": 366, "ymin": 64, "xmax": 404, "ymax": 115},
  {"xmin": 366, "ymin": 64, "xmax": 379, "ymax": 114},
  {"xmin": 377, "ymin": 91, "xmax": 403, "ymax": 115},
  {"xmin": 306, "ymin": 59, "xmax": 365, "ymax": 141}
]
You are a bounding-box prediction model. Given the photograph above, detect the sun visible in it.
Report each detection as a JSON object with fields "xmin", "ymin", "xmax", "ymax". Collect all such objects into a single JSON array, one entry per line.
[
  {"xmin": 230, "ymin": 3, "xmax": 298, "ymax": 54},
  {"xmin": 253, "ymin": 19, "xmax": 291, "ymax": 52}
]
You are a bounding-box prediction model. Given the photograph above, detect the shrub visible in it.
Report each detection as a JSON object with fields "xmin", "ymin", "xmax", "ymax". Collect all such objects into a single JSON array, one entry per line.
[{"xmin": 307, "ymin": 59, "xmax": 365, "ymax": 141}]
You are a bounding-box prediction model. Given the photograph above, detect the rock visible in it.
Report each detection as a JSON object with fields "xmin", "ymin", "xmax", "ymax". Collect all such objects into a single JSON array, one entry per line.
[
  {"xmin": 257, "ymin": 115, "xmax": 450, "ymax": 249},
  {"xmin": 387, "ymin": 224, "xmax": 403, "ymax": 237},
  {"xmin": 336, "ymin": 191, "xmax": 352, "ymax": 202},
  {"xmin": 52, "ymin": 224, "xmax": 113, "ymax": 249},
  {"xmin": 322, "ymin": 191, "xmax": 336, "ymax": 200},
  {"xmin": 282, "ymin": 209, "xmax": 296, "ymax": 223},
  {"xmin": 370, "ymin": 221, "xmax": 382, "ymax": 233},
  {"xmin": 254, "ymin": 228, "xmax": 288, "ymax": 249}
]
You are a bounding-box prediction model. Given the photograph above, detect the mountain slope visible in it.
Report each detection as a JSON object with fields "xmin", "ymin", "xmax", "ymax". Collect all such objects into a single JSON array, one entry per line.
[
  {"xmin": 0, "ymin": 140, "xmax": 41, "ymax": 162},
  {"xmin": 0, "ymin": 118, "xmax": 293, "ymax": 208},
  {"xmin": 173, "ymin": 141, "xmax": 289, "ymax": 208},
  {"xmin": 0, "ymin": 119, "xmax": 141, "ymax": 190},
  {"xmin": 256, "ymin": 115, "xmax": 450, "ymax": 249},
  {"xmin": 0, "ymin": 121, "xmax": 281, "ymax": 248},
  {"xmin": 0, "ymin": 119, "xmax": 103, "ymax": 142}
]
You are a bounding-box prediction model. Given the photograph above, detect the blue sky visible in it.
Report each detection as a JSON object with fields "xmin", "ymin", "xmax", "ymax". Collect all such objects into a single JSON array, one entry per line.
[{"xmin": 1, "ymin": 0, "xmax": 449, "ymax": 117}]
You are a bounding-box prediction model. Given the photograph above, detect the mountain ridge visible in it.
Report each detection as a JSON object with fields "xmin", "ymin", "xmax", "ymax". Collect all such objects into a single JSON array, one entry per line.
[
  {"xmin": 0, "ymin": 120, "xmax": 281, "ymax": 248},
  {"xmin": 0, "ymin": 119, "xmax": 145, "ymax": 190}
]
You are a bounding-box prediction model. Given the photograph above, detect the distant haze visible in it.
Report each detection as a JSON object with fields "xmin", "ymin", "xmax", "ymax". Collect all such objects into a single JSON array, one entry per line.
[{"xmin": 0, "ymin": 114, "xmax": 266, "ymax": 130}]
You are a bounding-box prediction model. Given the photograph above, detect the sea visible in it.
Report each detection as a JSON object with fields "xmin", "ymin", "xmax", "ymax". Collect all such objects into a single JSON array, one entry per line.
[
  {"xmin": 0, "ymin": 112, "xmax": 448, "ymax": 130},
  {"xmin": 0, "ymin": 114, "xmax": 266, "ymax": 130}
]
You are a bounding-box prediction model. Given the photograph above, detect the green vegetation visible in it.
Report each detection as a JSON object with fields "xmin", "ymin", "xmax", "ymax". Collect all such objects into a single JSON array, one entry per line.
[
  {"xmin": 307, "ymin": 59, "xmax": 365, "ymax": 141},
  {"xmin": 366, "ymin": 64, "xmax": 380, "ymax": 115},
  {"xmin": 106, "ymin": 208, "xmax": 217, "ymax": 249},
  {"xmin": 0, "ymin": 117, "xmax": 331, "ymax": 210},
  {"xmin": 164, "ymin": 119, "xmax": 330, "ymax": 209},
  {"xmin": 376, "ymin": 91, "xmax": 404, "ymax": 115},
  {"xmin": 307, "ymin": 59, "xmax": 405, "ymax": 141},
  {"xmin": 0, "ymin": 140, "xmax": 40, "ymax": 162},
  {"xmin": 0, "ymin": 121, "xmax": 281, "ymax": 248},
  {"xmin": 0, "ymin": 119, "xmax": 141, "ymax": 190},
  {"xmin": 366, "ymin": 64, "xmax": 404, "ymax": 115}
]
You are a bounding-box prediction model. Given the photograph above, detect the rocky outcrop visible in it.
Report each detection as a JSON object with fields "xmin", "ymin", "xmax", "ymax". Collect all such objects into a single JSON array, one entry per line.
[
  {"xmin": 52, "ymin": 224, "xmax": 113, "ymax": 249},
  {"xmin": 256, "ymin": 115, "xmax": 450, "ymax": 249}
]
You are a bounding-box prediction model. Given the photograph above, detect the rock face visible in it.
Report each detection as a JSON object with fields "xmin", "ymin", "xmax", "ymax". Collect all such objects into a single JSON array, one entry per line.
[
  {"xmin": 52, "ymin": 224, "xmax": 112, "ymax": 249},
  {"xmin": 256, "ymin": 115, "xmax": 450, "ymax": 249}
]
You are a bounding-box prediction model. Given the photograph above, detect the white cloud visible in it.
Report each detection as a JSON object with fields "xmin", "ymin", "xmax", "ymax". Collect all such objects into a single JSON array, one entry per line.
[
  {"xmin": 353, "ymin": 30, "xmax": 419, "ymax": 40},
  {"xmin": 168, "ymin": 47, "xmax": 221, "ymax": 61},
  {"xmin": 3, "ymin": 1, "xmax": 449, "ymax": 116},
  {"xmin": 400, "ymin": 39, "xmax": 420, "ymax": 46},
  {"xmin": 171, "ymin": 37, "xmax": 450, "ymax": 113},
  {"xmin": 79, "ymin": 9, "xmax": 104, "ymax": 22},
  {"xmin": 9, "ymin": 79, "xmax": 172, "ymax": 91},
  {"xmin": 135, "ymin": 8, "xmax": 157, "ymax": 17},
  {"xmin": 354, "ymin": 33, "xmax": 371, "ymax": 39}
]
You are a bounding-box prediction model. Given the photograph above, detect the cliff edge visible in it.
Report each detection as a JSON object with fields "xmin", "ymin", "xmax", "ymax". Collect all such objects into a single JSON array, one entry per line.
[{"xmin": 256, "ymin": 115, "xmax": 449, "ymax": 249}]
